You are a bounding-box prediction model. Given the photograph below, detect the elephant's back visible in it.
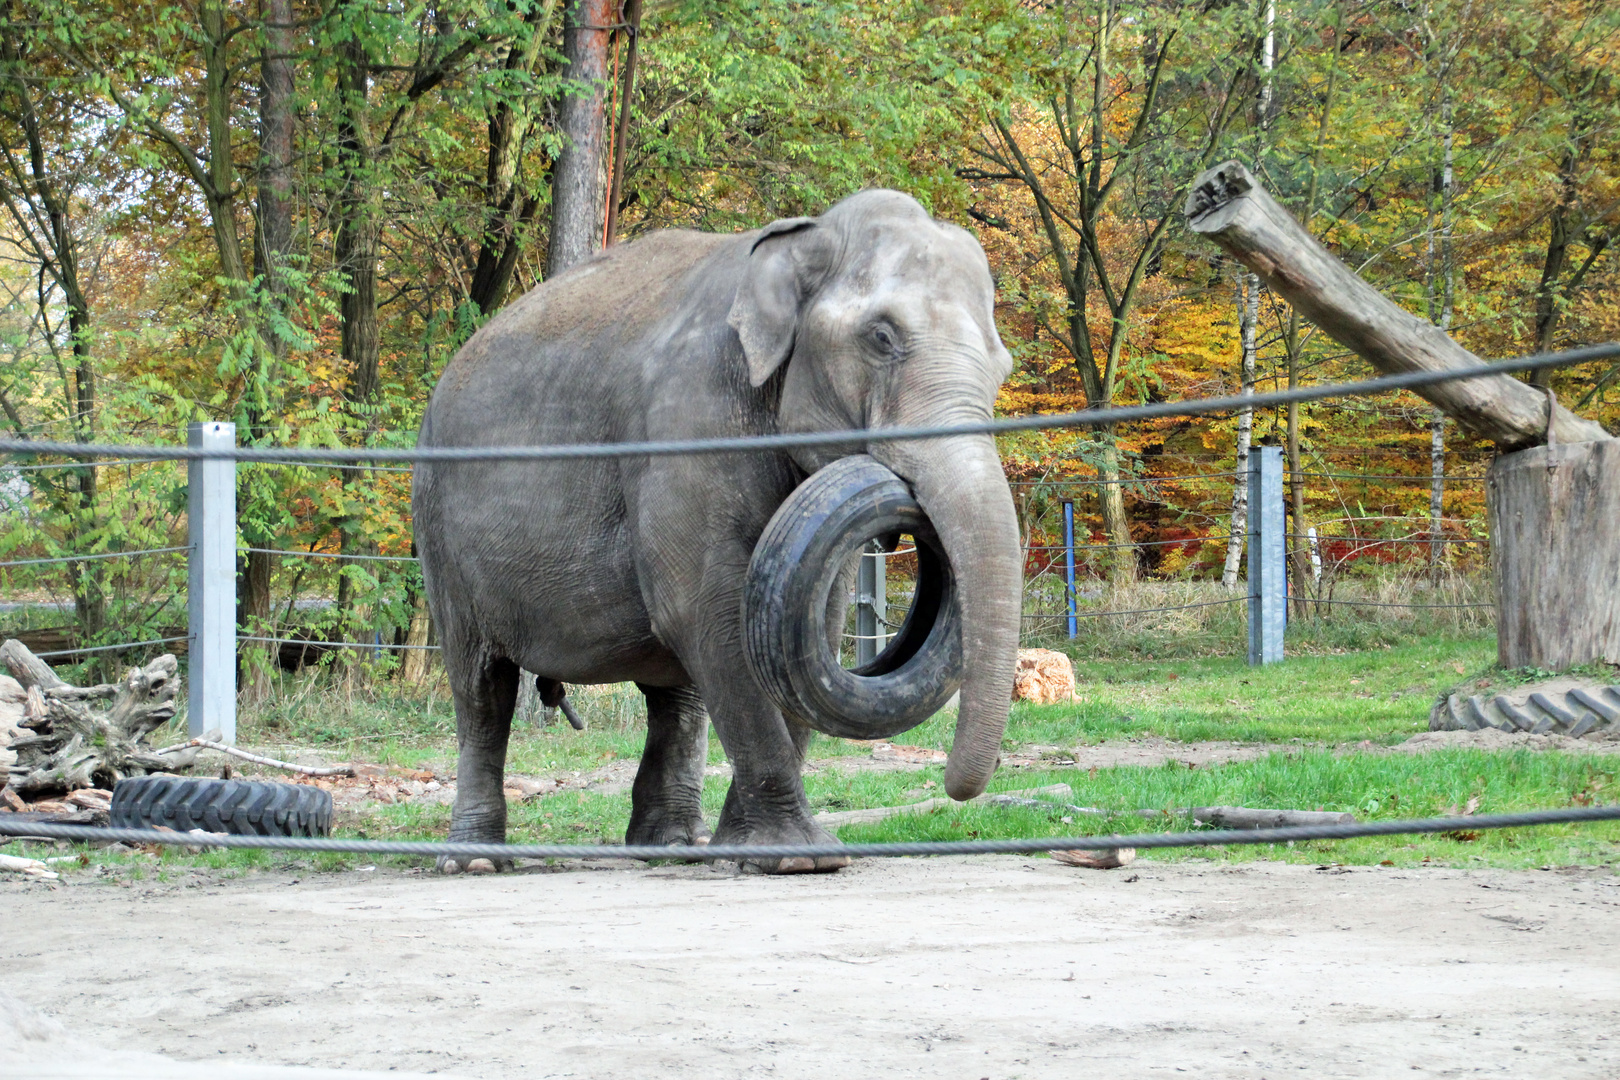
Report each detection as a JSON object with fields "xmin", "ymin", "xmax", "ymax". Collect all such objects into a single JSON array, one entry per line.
[{"xmin": 426, "ymin": 229, "xmax": 737, "ymax": 437}]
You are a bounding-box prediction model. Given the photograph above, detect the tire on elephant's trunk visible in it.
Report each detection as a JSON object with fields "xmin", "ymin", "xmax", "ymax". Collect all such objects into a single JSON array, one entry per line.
[{"xmin": 744, "ymin": 455, "xmax": 962, "ymax": 740}]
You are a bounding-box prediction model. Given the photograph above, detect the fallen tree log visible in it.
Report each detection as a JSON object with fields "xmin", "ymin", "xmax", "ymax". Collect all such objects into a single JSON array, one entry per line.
[
  {"xmin": 1184, "ymin": 161, "xmax": 1610, "ymax": 451},
  {"xmin": 814, "ymin": 788, "xmax": 1356, "ymax": 832},
  {"xmin": 1187, "ymin": 806, "xmax": 1354, "ymax": 829},
  {"xmin": 1, "ymin": 639, "xmax": 200, "ymax": 799},
  {"xmin": 813, "ymin": 784, "xmax": 1074, "ymax": 828}
]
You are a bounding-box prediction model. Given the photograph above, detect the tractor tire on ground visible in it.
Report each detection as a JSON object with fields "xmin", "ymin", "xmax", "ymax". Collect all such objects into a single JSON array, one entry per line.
[
  {"xmin": 110, "ymin": 775, "xmax": 332, "ymax": 836},
  {"xmin": 1429, "ymin": 685, "xmax": 1620, "ymax": 737}
]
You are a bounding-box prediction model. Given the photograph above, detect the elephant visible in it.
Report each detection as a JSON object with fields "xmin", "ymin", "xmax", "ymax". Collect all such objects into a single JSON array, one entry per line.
[{"xmin": 412, "ymin": 189, "xmax": 1022, "ymax": 873}]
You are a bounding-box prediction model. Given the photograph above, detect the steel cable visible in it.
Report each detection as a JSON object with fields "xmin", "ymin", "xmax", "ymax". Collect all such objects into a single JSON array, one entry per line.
[
  {"xmin": 0, "ymin": 343, "xmax": 1613, "ymax": 465},
  {"xmin": 0, "ymin": 546, "xmax": 187, "ymax": 569},
  {"xmin": 2, "ymin": 805, "xmax": 1616, "ymax": 860},
  {"xmin": 30, "ymin": 635, "xmax": 189, "ymax": 659},
  {"xmin": 241, "ymin": 547, "xmax": 419, "ymax": 563}
]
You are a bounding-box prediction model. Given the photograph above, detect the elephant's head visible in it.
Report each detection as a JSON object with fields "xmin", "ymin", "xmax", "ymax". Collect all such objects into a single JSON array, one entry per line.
[{"xmin": 728, "ymin": 189, "xmax": 1020, "ymax": 801}]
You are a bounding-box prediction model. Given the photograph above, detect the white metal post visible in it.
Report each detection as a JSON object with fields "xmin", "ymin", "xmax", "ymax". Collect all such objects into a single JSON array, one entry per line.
[
  {"xmin": 855, "ymin": 542, "xmax": 887, "ymax": 666},
  {"xmin": 188, "ymin": 421, "xmax": 236, "ymax": 741},
  {"xmin": 1247, "ymin": 445, "xmax": 1285, "ymax": 665}
]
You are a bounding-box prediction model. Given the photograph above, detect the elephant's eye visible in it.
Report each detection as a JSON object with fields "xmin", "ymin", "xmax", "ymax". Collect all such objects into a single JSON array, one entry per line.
[{"xmin": 869, "ymin": 325, "xmax": 899, "ymax": 356}]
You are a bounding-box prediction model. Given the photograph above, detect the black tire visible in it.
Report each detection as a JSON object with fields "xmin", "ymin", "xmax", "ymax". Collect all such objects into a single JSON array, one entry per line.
[
  {"xmin": 1429, "ymin": 685, "xmax": 1620, "ymax": 737},
  {"xmin": 110, "ymin": 775, "xmax": 333, "ymax": 836},
  {"xmin": 744, "ymin": 455, "xmax": 961, "ymax": 740}
]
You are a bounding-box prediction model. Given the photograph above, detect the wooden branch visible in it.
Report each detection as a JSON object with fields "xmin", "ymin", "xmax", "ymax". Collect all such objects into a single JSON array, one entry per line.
[
  {"xmin": 1184, "ymin": 160, "xmax": 1612, "ymax": 451},
  {"xmin": 1, "ymin": 638, "xmax": 67, "ymax": 691},
  {"xmin": 0, "ymin": 852, "xmax": 58, "ymax": 879},
  {"xmin": 152, "ymin": 738, "xmax": 355, "ymax": 778}
]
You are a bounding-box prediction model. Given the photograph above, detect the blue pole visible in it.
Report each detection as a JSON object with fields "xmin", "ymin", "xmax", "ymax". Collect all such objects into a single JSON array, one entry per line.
[{"xmin": 1063, "ymin": 499, "xmax": 1077, "ymax": 639}]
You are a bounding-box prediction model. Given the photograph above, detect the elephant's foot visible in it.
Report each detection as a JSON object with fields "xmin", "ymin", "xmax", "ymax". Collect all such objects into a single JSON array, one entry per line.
[
  {"xmin": 437, "ymin": 855, "xmax": 513, "ymax": 875},
  {"xmin": 438, "ymin": 805, "xmax": 512, "ymax": 874},
  {"xmin": 626, "ymin": 807, "xmax": 713, "ymax": 851},
  {"xmin": 714, "ymin": 794, "xmax": 848, "ymax": 874}
]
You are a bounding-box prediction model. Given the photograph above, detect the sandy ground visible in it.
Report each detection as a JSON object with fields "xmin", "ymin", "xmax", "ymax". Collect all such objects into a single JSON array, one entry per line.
[{"xmin": 4, "ymin": 855, "xmax": 1619, "ymax": 1079}]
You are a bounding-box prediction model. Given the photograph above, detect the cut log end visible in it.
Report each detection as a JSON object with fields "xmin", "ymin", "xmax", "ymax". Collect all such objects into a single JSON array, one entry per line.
[{"xmin": 1184, "ymin": 159, "xmax": 1253, "ymax": 230}]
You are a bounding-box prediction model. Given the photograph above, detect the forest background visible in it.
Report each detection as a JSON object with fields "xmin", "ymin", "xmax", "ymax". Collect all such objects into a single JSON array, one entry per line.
[{"xmin": 0, "ymin": 0, "xmax": 1615, "ymax": 683}]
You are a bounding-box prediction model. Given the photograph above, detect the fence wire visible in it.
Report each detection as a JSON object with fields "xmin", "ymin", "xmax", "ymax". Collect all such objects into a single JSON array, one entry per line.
[
  {"xmin": 241, "ymin": 547, "xmax": 419, "ymax": 563},
  {"xmin": 0, "ymin": 343, "xmax": 1612, "ymax": 466},
  {"xmin": 2, "ymin": 805, "xmax": 1616, "ymax": 861},
  {"xmin": 237, "ymin": 634, "xmax": 441, "ymax": 651},
  {"xmin": 30, "ymin": 635, "xmax": 189, "ymax": 659},
  {"xmin": 0, "ymin": 546, "xmax": 187, "ymax": 569}
]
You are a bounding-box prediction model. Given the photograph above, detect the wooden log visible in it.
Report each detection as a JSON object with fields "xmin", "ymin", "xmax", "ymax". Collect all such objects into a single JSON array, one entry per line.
[
  {"xmin": 1490, "ymin": 440, "xmax": 1620, "ymax": 669},
  {"xmin": 813, "ymin": 783, "xmax": 1074, "ymax": 829},
  {"xmin": 1188, "ymin": 806, "xmax": 1355, "ymax": 829},
  {"xmin": 1184, "ymin": 161, "xmax": 1611, "ymax": 451},
  {"xmin": 1049, "ymin": 848, "xmax": 1136, "ymax": 869}
]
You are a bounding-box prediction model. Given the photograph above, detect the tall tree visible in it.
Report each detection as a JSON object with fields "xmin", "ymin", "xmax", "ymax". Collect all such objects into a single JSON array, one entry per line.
[
  {"xmin": 0, "ymin": 1, "xmax": 111, "ymax": 646},
  {"xmin": 969, "ymin": 0, "xmax": 1247, "ymax": 581},
  {"xmin": 547, "ymin": 0, "xmax": 615, "ymax": 276}
]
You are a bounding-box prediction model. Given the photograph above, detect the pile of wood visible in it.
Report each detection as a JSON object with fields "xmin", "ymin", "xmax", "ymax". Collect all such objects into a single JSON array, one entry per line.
[{"xmin": 0, "ymin": 639, "xmax": 201, "ymax": 806}]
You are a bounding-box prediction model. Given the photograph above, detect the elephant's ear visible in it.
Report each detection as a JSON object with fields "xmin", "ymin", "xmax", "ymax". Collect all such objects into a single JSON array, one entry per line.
[{"xmin": 728, "ymin": 216, "xmax": 832, "ymax": 387}]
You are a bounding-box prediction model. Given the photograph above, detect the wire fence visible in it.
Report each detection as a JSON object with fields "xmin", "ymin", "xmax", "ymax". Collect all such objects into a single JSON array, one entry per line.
[
  {"xmin": 0, "ymin": 342, "xmax": 1607, "ymax": 664},
  {"xmin": 0, "ymin": 341, "xmax": 1613, "ymax": 464}
]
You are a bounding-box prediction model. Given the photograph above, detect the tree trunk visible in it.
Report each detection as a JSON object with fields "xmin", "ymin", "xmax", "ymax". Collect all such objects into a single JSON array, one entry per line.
[
  {"xmin": 334, "ymin": 21, "xmax": 381, "ymax": 656},
  {"xmin": 602, "ymin": 0, "xmax": 643, "ymax": 246},
  {"xmin": 239, "ymin": 0, "xmax": 298, "ymax": 698},
  {"xmin": 1490, "ymin": 440, "xmax": 1620, "ymax": 669},
  {"xmin": 1095, "ymin": 433, "xmax": 1132, "ymax": 584},
  {"xmin": 399, "ymin": 591, "xmax": 434, "ymax": 685},
  {"xmin": 1186, "ymin": 160, "xmax": 1610, "ymax": 450},
  {"xmin": 467, "ymin": 0, "xmax": 558, "ymax": 314},
  {"xmin": 1222, "ymin": 274, "xmax": 1257, "ymax": 588},
  {"xmin": 546, "ymin": 0, "xmax": 616, "ymax": 277}
]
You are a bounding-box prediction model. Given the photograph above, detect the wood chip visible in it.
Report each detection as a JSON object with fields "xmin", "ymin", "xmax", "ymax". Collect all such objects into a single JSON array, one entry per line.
[{"xmin": 1049, "ymin": 847, "xmax": 1136, "ymax": 870}]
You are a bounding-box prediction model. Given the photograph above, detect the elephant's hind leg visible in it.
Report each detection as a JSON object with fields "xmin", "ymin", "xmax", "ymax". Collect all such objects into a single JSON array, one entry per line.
[
  {"xmin": 627, "ymin": 684, "xmax": 712, "ymax": 849},
  {"xmin": 441, "ymin": 645, "xmax": 520, "ymax": 874}
]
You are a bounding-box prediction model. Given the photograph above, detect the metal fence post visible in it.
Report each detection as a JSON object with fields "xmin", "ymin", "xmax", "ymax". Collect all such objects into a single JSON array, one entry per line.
[
  {"xmin": 188, "ymin": 421, "xmax": 236, "ymax": 741},
  {"xmin": 855, "ymin": 541, "xmax": 887, "ymax": 666},
  {"xmin": 1063, "ymin": 499, "xmax": 1077, "ymax": 639},
  {"xmin": 1247, "ymin": 444, "xmax": 1284, "ymax": 665}
]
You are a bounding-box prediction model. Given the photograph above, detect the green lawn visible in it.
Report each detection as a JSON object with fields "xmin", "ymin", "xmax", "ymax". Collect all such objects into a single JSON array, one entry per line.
[{"xmin": 17, "ymin": 630, "xmax": 1617, "ymax": 878}]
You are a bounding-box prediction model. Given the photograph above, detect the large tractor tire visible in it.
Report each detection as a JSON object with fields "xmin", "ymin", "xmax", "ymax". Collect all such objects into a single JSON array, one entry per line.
[
  {"xmin": 110, "ymin": 775, "xmax": 332, "ymax": 836},
  {"xmin": 744, "ymin": 454, "xmax": 961, "ymax": 740},
  {"xmin": 1429, "ymin": 684, "xmax": 1620, "ymax": 737}
]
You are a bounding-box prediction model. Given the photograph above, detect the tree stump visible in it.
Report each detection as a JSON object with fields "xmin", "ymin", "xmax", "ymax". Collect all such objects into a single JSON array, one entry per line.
[
  {"xmin": 1, "ymin": 639, "xmax": 199, "ymax": 799},
  {"xmin": 1490, "ymin": 441, "xmax": 1620, "ymax": 670},
  {"xmin": 1184, "ymin": 160, "xmax": 1618, "ymax": 673}
]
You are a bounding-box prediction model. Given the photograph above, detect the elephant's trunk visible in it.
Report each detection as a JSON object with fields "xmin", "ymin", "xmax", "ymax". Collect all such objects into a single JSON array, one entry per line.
[{"xmin": 877, "ymin": 434, "xmax": 1021, "ymax": 800}]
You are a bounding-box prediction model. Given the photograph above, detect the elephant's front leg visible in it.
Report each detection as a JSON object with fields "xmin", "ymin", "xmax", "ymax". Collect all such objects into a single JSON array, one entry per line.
[
  {"xmin": 674, "ymin": 583, "xmax": 847, "ymax": 874},
  {"xmin": 627, "ymin": 684, "xmax": 713, "ymax": 848}
]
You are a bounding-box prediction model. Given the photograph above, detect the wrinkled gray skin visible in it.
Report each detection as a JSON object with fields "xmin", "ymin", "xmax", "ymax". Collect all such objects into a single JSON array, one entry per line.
[{"xmin": 413, "ymin": 190, "xmax": 1022, "ymax": 873}]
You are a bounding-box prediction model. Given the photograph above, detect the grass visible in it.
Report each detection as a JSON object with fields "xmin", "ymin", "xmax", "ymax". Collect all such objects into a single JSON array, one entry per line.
[
  {"xmin": 902, "ymin": 631, "xmax": 1496, "ymax": 749},
  {"xmin": 16, "ymin": 744, "xmax": 1615, "ymax": 878},
  {"xmin": 18, "ymin": 628, "xmax": 1617, "ymax": 879}
]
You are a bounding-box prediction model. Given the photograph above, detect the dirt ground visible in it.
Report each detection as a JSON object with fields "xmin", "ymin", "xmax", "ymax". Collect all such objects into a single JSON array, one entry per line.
[{"xmin": 4, "ymin": 854, "xmax": 1619, "ymax": 1079}]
